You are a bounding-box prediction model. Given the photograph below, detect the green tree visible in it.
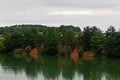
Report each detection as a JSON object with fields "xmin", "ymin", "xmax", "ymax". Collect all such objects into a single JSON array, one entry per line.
[
  {"xmin": 4, "ymin": 32, "xmax": 23, "ymax": 51},
  {"xmin": 22, "ymin": 27, "xmax": 39, "ymax": 48},
  {"xmin": 61, "ymin": 29, "xmax": 75, "ymax": 47},
  {"xmin": 0, "ymin": 41, "xmax": 5, "ymax": 52},
  {"xmin": 90, "ymin": 29, "xmax": 106, "ymax": 56},
  {"xmin": 82, "ymin": 26, "xmax": 99, "ymax": 51},
  {"xmin": 105, "ymin": 26, "xmax": 120, "ymax": 57},
  {"xmin": 43, "ymin": 27, "xmax": 60, "ymax": 55}
]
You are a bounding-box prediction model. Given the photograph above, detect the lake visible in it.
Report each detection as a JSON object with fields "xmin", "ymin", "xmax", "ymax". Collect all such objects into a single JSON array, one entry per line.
[{"xmin": 0, "ymin": 54, "xmax": 120, "ymax": 80}]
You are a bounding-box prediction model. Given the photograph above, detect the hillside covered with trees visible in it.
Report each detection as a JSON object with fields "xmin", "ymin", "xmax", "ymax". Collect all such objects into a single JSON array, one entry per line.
[{"xmin": 0, "ymin": 24, "xmax": 120, "ymax": 57}]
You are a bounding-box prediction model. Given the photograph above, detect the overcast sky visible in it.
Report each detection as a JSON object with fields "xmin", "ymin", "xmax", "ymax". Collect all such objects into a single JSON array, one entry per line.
[{"xmin": 0, "ymin": 0, "xmax": 120, "ymax": 30}]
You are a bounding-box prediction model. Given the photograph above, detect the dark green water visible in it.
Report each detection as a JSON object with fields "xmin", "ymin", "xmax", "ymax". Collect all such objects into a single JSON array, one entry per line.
[{"xmin": 0, "ymin": 54, "xmax": 120, "ymax": 80}]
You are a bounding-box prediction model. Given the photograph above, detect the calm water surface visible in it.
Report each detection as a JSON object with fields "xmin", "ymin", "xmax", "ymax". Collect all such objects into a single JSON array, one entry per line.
[{"xmin": 0, "ymin": 54, "xmax": 120, "ymax": 80}]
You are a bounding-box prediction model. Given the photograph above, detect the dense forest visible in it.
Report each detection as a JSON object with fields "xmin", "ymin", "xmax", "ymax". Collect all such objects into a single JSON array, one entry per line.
[{"xmin": 0, "ymin": 24, "xmax": 120, "ymax": 57}]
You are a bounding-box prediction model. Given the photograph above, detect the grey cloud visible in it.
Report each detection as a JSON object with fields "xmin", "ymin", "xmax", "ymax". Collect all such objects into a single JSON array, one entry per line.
[
  {"xmin": 0, "ymin": 0, "xmax": 120, "ymax": 30},
  {"xmin": 1, "ymin": 0, "xmax": 120, "ymax": 9},
  {"xmin": 34, "ymin": 0, "xmax": 120, "ymax": 9}
]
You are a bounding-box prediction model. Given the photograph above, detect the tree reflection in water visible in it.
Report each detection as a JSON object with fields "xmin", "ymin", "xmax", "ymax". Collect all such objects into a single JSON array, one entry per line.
[{"xmin": 0, "ymin": 54, "xmax": 120, "ymax": 80}]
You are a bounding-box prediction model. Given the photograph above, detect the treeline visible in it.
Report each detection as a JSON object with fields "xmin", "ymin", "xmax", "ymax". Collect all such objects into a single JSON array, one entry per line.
[
  {"xmin": 0, "ymin": 25, "xmax": 120, "ymax": 57},
  {"xmin": 0, "ymin": 25, "xmax": 80, "ymax": 34}
]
